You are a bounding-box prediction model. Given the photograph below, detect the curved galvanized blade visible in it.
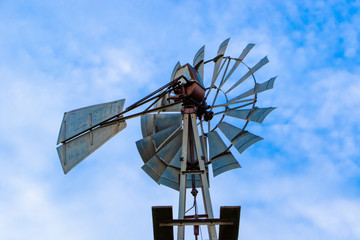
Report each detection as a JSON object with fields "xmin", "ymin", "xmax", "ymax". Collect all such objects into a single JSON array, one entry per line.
[
  {"xmin": 171, "ymin": 61, "xmax": 181, "ymax": 81},
  {"xmin": 207, "ymin": 131, "xmax": 228, "ymax": 159},
  {"xmin": 169, "ymin": 147, "xmax": 182, "ymax": 169},
  {"xmin": 57, "ymin": 120, "xmax": 127, "ymax": 174},
  {"xmin": 233, "ymin": 131, "xmax": 263, "ymax": 154},
  {"xmin": 158, "ymin": 134, "xmax": 205, "ymax": 167},
  {"xmin": 140, "ymin": 114, "xmax": 155, "ymax": 138},
  {"xmin": 156, "ymin": 129, "xmax": 182, "ymax": 165},
  {"xmin": 193, "ymin": 45, "xmax": 205, "ymax": 85},
  {"xmin": 57, "ymin": 99, "xmax": 125, "ymax": 144},
  {"xmin": 224, "ymin": 107, "xmax": 275, "ymax": 123},
  {"xmin": 157, "ymin": 139, "xmax": 205, "ymax": 190},
  {"xmin": 136, "ymin": 134, "xmax": 155, "ymax": 164},
  {"xmin": 210, "ymin": 38, "xmax": 230, "ymax": 89},
  {"xmin": 217, "ymin": 121, "xmax": 263, "ymax": 154},
  {"xmin": 217, "ymin": 122, "xmax": 242, "ymax": 142},
  {"xmin": 136, "ymin": 124, "xmax": 180, "ymax": 163},
  {"xmin": 152, "ymin": 124, "xmax": 181, "ymax": 149},
  {"xmin": 174, "ymin": 64, "xmax": 192, "ymax": 83},
  {"xmin": 239, "ymin": 43, "xmax": 255, "ymax": 59},
  {"xmin": 140, "ymin": 113, "xmax": 181, "ymax": 138},
  {"xmin": 212, "ymin": 152, "xmax": 241, "ymax": 177},
  {"xmin": 219, "ymin": 43, "xmax": 255, "ymax": 88},
  {"xmin": 228, "ymin": 77, "xmax": 276, "ymax": 103},
  {"xmin": 225, "ymin": 56, "xmax": 269, "ymax": 94},
  {"xmin": 208, "ymin": 130, "xmax": 240, "ymax": 176},
  {"xmin": 141, "ymin": 155, "xmax": 167, "ymax": 182},
  {"xmin": 154, "ymin": 114, "xmax": 182, "ymax": 132},
  {"xmin": 158, "ymin": 166, "xmax": 180, "ymax": 191}
]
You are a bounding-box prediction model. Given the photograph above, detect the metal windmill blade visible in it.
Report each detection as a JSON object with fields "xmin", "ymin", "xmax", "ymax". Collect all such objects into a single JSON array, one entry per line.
[{"xmin": 137, "ymin": 98, "xmax": 207, "ymax": 190}]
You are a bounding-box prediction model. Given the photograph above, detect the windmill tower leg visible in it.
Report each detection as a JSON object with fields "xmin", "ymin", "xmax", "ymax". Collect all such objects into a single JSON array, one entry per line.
[
  {"xmin": 177, "ymin": 114, "xmax": 188, "ymax": 240},
  {"xmin": 177, "ymin": 113, "xmax": 217, "ymax": 240},
  {"xmin": 190, "ymin": 114, "xmax": 217, "ymax": 240}
]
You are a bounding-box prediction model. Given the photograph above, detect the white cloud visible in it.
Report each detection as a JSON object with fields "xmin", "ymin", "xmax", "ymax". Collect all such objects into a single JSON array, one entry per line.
[{"xmin": 0, "ymin": 0, "xmax": 359, "ymax": 239}]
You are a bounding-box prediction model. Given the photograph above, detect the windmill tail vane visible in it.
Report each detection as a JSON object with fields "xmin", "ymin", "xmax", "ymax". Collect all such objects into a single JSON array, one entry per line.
[{"xmin": 56, "ymin": 38, "xmax": 276, "ymax": 240}]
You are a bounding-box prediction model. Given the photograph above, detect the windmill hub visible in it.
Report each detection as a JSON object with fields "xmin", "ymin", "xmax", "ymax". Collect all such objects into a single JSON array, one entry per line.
[{"xmin": 168, "ymin": 63, "xmax": 214, "ymax": 120}]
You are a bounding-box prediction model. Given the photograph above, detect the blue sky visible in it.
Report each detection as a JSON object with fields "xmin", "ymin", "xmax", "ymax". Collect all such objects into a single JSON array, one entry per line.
[{"xmin": 0, "ymin": 0, "xmax": 359, "ymax": 239}]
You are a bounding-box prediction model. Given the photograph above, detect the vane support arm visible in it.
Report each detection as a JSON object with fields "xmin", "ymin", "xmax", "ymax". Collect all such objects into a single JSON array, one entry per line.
[
  {"xmin": 125, "ymin": 77, "xmax": 182, "ymax": 112},
  {"xmin": 59, "ymin": 78, "xmax": 185, "ymax": 144}
]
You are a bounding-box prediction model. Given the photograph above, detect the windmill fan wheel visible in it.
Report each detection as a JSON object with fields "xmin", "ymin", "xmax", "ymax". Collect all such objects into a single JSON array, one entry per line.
[{"xmin": 136, "ymin": 39, "xmax": 276, "ymax": 191}]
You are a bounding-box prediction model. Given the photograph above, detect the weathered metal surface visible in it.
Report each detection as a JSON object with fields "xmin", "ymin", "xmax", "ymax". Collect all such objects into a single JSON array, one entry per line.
[
  {"xmin": 171, "ymin": 61, "xmax": 181, "ymax": 81},
  {"xmin": 224, "ymin": 107, "xmax": 275, "ymax": 123},
  {"xmin": 156, "ymin": 131, "xmax": 182, "ymax": 165},
  {"xmin": 137, "ymin": 107, "xmax": 182, "ymax": 190},
  {"xmin": 155, "ymin": 114, "xmax": 182, "ymax": 132},
  {"xmin": 57, "ymin": 120, "xmax": 126, "ymax": 174},
  {"xmin": 238, "ymin": 43, "xmax": 255, "ymax": 61},
  {"xmin": 210, "ymin": 38, "xmax": 230, "ymax": 89},
  {"xmin": 169, "ymin": 148, "xmax": 182, "ymax": 169},
  {"xmin": 229, "ymin": 76, "xmax": 276, "ymax": 102},
  {"xmin": 137, "ymin": 123, "xmax": 183, "ymax": 190},
  {"xmin": 233, "ymin": 131, "xmax": 263, "ymax": 154},
  {"xmin": 136, "ymin": 134, "xmax": 155, "ymax": 163},
  {"xmin": 140, "ymin": 114, "xmax": 155, "ymax": 138},
  {"xmin": 211, "ymin": 152, "xmax": 240, "ymax": 177},
  {"xmin": 207, "ymin": 130, "xmax": 240, "ymax": 176},
  {"xmin": 158, "ymin": 166, "xmax": 180, "ymax": 190},
  {"xmin": 217, "ymin": 122, "xmax": 242, "ymax": 142},
  {"xmin": 141, "ymin": 128, "xmax": 206, "ymax": 190},
  {"xmin": 174, "ymin": 64, "xmax": 204, "ymax": 89},
  {"xmin": 193, "ymin": 45, "xmax": 205, "ymax": 85},
  {"xmin": 185, "ymin": 82, "xmax": 206, "ymax": 103},
  {"xmin": 152, "ymin": 125, "xmax": 180, "ymax": 150},
  {"xmin": 141, "ymin": 155, "xmax": 167, "ymax": 182},
  {"xmin": 225, "ymin": 56, "xmax": 269, "ymax": 94},
  {"xmin": 57, "ymin": 99, "xmax": 125, "ymax": 144},
  {"xmin": 140, "ymin": 113, "xmax": 181, "ymax": 139},
  {"xmin": 207, "ymin": 131, "xmax": 228, "ymax": 159},
  {"xmin": 256, "ymin": 76, "xmax": 276, "ymax": 93},
  {"xmin": 218, "ymin": 121, "xmax": 263, "ymax": 154},
  {"xmin": 174, "ymin": 65, "xmax": 192, "ymax": 84},
  {"xmin": 248, "ymin": 107, "xmax": 275, "ymax": 123},
  {"xmin": 141, "ymin": 164, "xmax": 160, "ymax": 183},
  {"xmin": 136, "ymin": 125, "xmax": 180, "ymax": 163},
  {"xmin": 220, "ymin": 43, "xmax": 255, "ymax": 88}
]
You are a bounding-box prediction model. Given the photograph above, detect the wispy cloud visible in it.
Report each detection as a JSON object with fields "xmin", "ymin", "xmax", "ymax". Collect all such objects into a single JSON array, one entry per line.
[{"xmin": 0, "ymin": 0, "xmax": 359, "ymax": 239}]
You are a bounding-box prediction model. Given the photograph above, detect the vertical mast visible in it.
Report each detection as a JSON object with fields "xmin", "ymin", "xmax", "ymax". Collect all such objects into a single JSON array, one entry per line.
[{"xmin": 177, "ymin": 113, "xmax": 217, "ymax": 240}]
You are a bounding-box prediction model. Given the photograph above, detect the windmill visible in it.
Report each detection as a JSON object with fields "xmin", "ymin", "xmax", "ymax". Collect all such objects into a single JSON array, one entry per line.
[{"xmin": 56, "ymin": 38, "xmax": 275, "ymax": 240}]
